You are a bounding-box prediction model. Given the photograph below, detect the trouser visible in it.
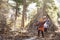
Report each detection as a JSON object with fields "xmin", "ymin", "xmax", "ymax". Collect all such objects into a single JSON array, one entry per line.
[
  {"xmin": 44, "ymin": 28, "xmax": 47, "ymax": 32},
  {"xmin": 38, "ymin": 30, "xmax": 44, "ymax": 37}
]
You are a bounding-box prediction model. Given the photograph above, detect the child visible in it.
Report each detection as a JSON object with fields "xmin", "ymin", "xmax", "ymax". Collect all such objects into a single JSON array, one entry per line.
[{"xmin": 34, "ymin": 17, "xmax": 45, "ymax": 37}]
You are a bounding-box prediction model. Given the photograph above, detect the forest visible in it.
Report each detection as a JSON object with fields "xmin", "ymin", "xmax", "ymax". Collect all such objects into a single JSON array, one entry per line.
[{"xmin": 0, "ymin": 0, "xmax": 60, "ymax": 40}]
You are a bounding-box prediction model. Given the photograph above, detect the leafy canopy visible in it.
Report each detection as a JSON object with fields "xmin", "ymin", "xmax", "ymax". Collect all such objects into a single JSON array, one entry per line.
[{"xmin": 13, "ymin": 0, "xmax": 23, "ymax": 5}]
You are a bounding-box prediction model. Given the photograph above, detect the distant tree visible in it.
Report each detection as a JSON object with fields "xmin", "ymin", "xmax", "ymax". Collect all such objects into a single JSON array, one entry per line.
[
  {"xmin": 13, "ymin": 0, "xmax": 22, "ymax": 20},
  {"xmin": 13, "ymin": 0, "xmax": 27, "ymax": 29}
]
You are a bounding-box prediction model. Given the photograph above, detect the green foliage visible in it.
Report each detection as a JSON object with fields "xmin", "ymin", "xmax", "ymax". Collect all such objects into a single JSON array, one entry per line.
[
  {"xmin": 12, "ymin": 0, "xmax": 23, "ymax": 11},
  {"xmin": 46, "ymin": 0, "xmax": 58, "ymax": 23},
  {"xmin": 13, "ymin": 0, "xmax": 22, "ymax": 5},
  {"xmin": 32, "ymin": 0, "xmax": 38, "ymax": 3},
  {"xmin": 27, "ymin": 0, "xmax": 38, "ymax": 3},
  {"xmin": 46, "ymin": 0, "xmax": 58, "ymax": 12}
]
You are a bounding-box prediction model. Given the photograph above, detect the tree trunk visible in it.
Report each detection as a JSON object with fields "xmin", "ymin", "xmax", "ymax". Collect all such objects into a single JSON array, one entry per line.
[
  {"xmin": 13, "ymin": 1, "xmax": 18, "ymax": 31},
  {"xmin": 15, "ymin": 3, "xmax": 18, "ymax": 20},
  {"xmin": 43, "ymin": 0, "xmax": 47, "ymax": 16},
  {"xmin": 21, "ymin": 0, "xmax": 26, "ymax": 28},
  {"xmin": 0, "ymin": 0, "xmax": 9, "ymax": 34}
]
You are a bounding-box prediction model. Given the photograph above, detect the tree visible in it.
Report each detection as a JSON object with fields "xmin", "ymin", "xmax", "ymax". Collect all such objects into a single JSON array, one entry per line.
[
  {"xmin": 13, "ymin": 0, "xmax": 22, "ymax": 20},
  {"xmin": 12, "ymin": 0, "xmax": 27, "ymax": 31},
  {"xmin": 21, "ymin": 0, "xmax": 26, "ymax": 28},
  {"xmin": 10, "ymin": 0, "xmax": 23, "ymax": 31},
  {"xmin": 0, "ymin": 0, "xmax": 10, "ymax": 33}
]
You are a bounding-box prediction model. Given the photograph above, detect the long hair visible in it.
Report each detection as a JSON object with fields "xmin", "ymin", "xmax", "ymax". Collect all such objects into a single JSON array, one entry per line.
[{"xmin": 39, "ymin": 17, "xmax": 43, "ymax": 22}]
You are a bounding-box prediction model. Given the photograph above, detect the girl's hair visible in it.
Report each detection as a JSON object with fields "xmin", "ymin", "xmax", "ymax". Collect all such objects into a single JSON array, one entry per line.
[{"xmin": 39, "ymin": 17, "xmax": 43, "ymax": 22}]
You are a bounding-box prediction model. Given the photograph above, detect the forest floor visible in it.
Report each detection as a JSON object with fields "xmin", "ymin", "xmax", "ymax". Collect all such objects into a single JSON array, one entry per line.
[
  {"xmin": 0, "ymin": 25, "xmax": 60, "ymax": 40},
  {"xmin": 0, "ymin": 31, "xmax": 60, "ymax": 40}
]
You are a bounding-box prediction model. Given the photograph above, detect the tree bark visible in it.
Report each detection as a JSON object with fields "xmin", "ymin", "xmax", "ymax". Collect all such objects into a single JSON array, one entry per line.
[
  {"xmin": 21, "ymin": 0, "xmax": 26, "ymax": 28},
  {"xmin": 43, "ymin": 0, "xmax": 47, "ymax": 16},
  {"xmin": 15, "ymin": 0, "xmax": 18, "ymax": 20}
]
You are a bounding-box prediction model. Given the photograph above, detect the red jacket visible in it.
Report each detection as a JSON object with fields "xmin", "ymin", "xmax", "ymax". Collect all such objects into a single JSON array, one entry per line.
[{"xmin": 38, "ymin": 22, "xmax": 44, "ymax": 31}]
